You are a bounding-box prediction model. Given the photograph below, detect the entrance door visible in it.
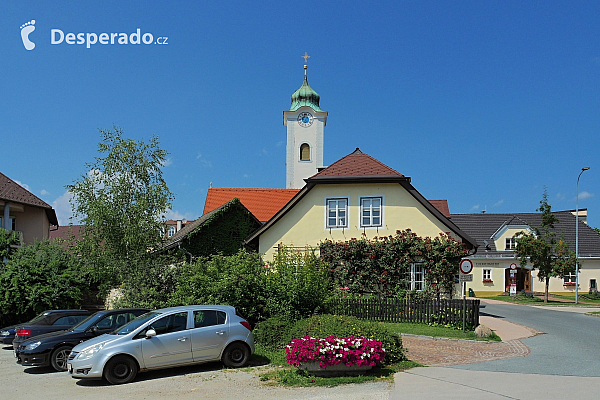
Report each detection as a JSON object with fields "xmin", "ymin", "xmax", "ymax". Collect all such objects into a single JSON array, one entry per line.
[{"xmin": 504, "ymin": 268, "xmax": 531, "ymax": 293}]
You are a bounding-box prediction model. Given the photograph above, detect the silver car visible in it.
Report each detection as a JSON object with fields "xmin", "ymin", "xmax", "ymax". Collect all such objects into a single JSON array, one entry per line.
[{"xmin": 67, "ymin": 305, "xmax": 254, "ymax": 385}]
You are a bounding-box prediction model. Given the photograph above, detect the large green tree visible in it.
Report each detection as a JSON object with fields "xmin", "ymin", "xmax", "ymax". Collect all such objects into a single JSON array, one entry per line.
[
  {"xmin": 67, "ymin": 126, "xmax": 174, "ymax": 292},
  {"xmin": 515, "ymin": 190, "xmax": 576, "ymax": 303}
]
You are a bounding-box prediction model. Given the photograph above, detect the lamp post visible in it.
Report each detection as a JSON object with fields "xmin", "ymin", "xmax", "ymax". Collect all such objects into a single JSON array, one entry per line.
[{"xmin": 576, "ymin": 167, "xmax": 590, "ymax": 304}]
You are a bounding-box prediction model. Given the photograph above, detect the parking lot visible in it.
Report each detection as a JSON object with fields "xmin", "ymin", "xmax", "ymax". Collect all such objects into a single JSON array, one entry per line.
[{"xmin": 0, "ymin": 345, "xmax": 390, "ymax": 399}]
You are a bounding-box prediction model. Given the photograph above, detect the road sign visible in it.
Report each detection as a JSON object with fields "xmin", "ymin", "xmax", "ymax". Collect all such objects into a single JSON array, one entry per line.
[
  {"xmin": 459, "ymin": 259, "xmax": 473, "ymax": 274},
  {"xmin": 459, "ymin": 274, "xmax": 473, "ymax": 282},
  {"xmin": 510, "ymin": 263, "xmax": 517, "ymax": 270}
]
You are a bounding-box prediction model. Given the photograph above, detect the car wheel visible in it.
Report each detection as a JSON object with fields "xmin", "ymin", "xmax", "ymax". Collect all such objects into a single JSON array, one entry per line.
[
  {"xmin": 103, "ymin": 355, "xmax": 138, "ymax": 385},
  {"xmin": 221, "ymin": 342, "xmax": 250, "ymax": 368},
  {"xmin": 50, "ymin": 346, "xmax": 72, "ymax": 372}
]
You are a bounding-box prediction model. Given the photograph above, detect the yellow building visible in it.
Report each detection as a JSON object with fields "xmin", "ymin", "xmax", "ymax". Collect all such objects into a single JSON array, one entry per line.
[
  {"xmin": 451, "ymin": 211, "xmax": 600, "ymax": 295},
  {"xmin": 245, "ymin": 148, "xmax": 476, "ymax": 261}
]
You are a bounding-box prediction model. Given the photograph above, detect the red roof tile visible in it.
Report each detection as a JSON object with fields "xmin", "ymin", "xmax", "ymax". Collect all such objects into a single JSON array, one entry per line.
[
  {"xmin": 203, "ymin": 188, "xmax": 300, "ymax": 222},
  {"xmin": 429, "ymin": 200, "xmax": 450, "ymax": 218},
  {"xmin": 0, "ymin": 172, "xmax": 52, "ymax": 209},
  {"xmin": 310, "ymin": 148, "xmax": 404, "ymax": 179}
]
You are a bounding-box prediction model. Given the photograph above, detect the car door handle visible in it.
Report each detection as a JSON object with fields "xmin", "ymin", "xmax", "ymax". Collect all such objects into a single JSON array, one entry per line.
[
  {"xmin": 177, "ymin": 337, "xmax": 187, "ymax": 341},
  {"xmin": 216, "ymin": 330, "xmax": 225, "ymax": 335}
]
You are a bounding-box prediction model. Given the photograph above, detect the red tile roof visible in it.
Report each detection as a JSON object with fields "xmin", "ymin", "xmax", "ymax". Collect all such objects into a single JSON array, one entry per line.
[
  {"xmin": 309, "ymin": 148, "xmax": 404, "ymax": 179},
  {"xmin": 0, "ymin": 172, "xmax": 52, "ymax": 209},
  {"xmin": 203, "ymin": 188, "xmax": 300, "ymax": 222},
  {"xmin": 429, "ymin": 200, "xmax": 450, "ymax": 218},
  {"xmin": 50, "ymin": 225, "xmax": 83, "ymax": 247}
]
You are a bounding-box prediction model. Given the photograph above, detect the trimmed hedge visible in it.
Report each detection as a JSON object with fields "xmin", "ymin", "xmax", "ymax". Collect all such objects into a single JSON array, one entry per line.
[{"xmin": 254, "ymin": 314, "xmax": 405, "ymax": 364}]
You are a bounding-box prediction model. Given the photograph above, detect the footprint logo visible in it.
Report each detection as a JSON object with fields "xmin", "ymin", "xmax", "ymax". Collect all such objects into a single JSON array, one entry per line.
[{"xmin": 20, "ymin": 20, "xmax": 36, "ymax": 50}]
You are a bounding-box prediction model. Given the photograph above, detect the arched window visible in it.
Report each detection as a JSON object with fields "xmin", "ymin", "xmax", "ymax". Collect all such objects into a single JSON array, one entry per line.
[
  {"xmin": 168, "ymin": 226, "xmax": 176, "ymax": 237},
  {"xmin": 300, "ymin": 143, "xmax": 311, "ymax": 161}
]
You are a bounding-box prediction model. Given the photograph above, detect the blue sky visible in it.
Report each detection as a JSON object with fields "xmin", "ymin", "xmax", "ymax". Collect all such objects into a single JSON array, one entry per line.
[{"xmin": 2, "ymin": 1, "xmax": 598, "ymax": 228}]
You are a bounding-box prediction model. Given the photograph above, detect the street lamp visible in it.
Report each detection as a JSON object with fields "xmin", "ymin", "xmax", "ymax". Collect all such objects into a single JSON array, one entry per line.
[{"xmin": 576, "ymin": 167, "xmax": 590, "ymax": 304}]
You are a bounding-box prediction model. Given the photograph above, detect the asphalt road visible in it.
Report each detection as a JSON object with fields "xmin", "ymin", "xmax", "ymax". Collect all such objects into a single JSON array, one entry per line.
[{"xmin": 452, "ymin": 303, "xmax": 600, "ymax": 377}]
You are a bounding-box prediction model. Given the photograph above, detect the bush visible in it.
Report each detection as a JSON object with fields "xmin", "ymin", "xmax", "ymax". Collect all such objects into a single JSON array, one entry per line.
[
  {"xmin": 283, "ymin": 314, "xmax": 405, "ymax": 364},
  {"xmin": 0, "ymin": 240, "xmax": 88, "ymax": 326},
  {"xmin": 168, "ymin": 250, "xmax": 268, "ymax": 324},
  {"xmin": 253, "ymin": 315, "xmax": 295, "ymax": 349},
  {"xmin": 265, "ymin": 247, "xmax": 332, "ymax": 321}
]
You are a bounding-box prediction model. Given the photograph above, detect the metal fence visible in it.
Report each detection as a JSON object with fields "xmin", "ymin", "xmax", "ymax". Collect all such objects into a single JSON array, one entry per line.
[{"xmin": 325, "ymin": 298, "xmax": 480, "ymax": 327}]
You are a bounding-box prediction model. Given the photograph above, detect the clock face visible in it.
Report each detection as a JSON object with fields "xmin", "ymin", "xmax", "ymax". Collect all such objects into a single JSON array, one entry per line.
[{"xmin": 297, "ymin": 112, "xmax": 313, "ymax": 127}]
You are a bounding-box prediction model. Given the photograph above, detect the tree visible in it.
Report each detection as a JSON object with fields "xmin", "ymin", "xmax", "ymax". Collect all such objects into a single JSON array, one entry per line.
[
  {"xmin": 0, "ymin": 240, "xmax": 87, "ymax": 326},
  {"xmin": 515, "ymin": 190, "xmax": 576, "ymax": 303},
  {"xmin": 67, "ymin": 126, "xmax": 174, "ymax": 292}
]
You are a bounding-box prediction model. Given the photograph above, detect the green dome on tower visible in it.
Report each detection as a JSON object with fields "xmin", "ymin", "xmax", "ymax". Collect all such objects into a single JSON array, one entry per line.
[{"xmin": 290, "ymin": 65, "xmax": 322, "ymax": 112}]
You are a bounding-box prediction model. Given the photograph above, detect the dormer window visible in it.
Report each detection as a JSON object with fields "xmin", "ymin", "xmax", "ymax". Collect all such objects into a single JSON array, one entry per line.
[
  {"xmin": 505, "ymin": 237, "xmax": 517, "ymax": 250},
  {"xmin": 168, "ymin": 226, "xmax": 176, "ymax": 237}
]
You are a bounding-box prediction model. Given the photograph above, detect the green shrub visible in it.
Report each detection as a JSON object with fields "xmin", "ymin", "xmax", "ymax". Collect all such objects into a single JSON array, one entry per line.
[
  {"xmin": 253, "ymin": 315, "xmax": 294, "ymax": 349},
  {"xmin": 168, "ymin": 250, "xmax": 268, "ymax": 324},
  {"xmin": 265, "ymin": 247, "xmax": 332, "ymax": 320},
  {"xmin": 283, "ymin": 314, "xmax": 405, "ymax": 364},
  {"xmin": 0, "ymin": 240, "xmax": 89, "ymax": 326}
]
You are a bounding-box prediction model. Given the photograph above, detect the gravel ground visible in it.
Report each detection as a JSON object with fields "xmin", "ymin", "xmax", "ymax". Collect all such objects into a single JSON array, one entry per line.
[{"xmin": 1, "ymin": 346, "xmax": 391, "ymax": 399}]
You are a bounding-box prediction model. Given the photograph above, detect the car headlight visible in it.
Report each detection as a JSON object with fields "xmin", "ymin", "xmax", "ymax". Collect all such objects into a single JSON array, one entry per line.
[
  {"xmin": 0, "ymin": 331, "xmax": 9, "ymax": 336},
  {"xmin": 77, "ymin": 342, "xmax": 107, "ymax": 361},
  {"xmin": 25, "ymin": 341, "xmax": 41, "ymax": 350}
]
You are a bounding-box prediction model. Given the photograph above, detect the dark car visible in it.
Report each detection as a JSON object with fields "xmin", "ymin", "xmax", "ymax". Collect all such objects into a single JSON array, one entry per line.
[
  {"xmin": 16, "ymin": 308, "xmax": 148, "ymax": 371},
  {"xmin": 12, "ymin": 310, "xmax": 91, "ymax": 350}
]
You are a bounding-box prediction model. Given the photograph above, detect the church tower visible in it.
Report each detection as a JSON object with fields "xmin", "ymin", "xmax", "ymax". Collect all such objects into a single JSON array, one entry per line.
[{"xmin": 284, "ymin": 55, "xmax": 328, "ymax": 189}]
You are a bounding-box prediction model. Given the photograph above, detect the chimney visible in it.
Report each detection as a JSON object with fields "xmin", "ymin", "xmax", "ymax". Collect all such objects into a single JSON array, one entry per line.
[{"xmin": 176, "ymin": 220, "xmax": 182, "ymax": 232}]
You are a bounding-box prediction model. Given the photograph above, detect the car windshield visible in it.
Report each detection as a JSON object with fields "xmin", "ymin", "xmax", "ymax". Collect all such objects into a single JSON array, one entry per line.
[
  {"xmin": 111, "ymin": 312, "xmax": 160, "ymax": 335},
  {"xmin": 69, "ymin": 313, "xmax": 104, "ymax": 333},
  {"xmin": 27, "ymin": 312, "xmax": 51, "ymax": 324}
]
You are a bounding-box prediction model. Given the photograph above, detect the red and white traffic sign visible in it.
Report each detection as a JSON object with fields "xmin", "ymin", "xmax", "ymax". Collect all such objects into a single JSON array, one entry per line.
[
  {"xmin": 510, "ymin": 263, "xmax": 517, "ymax": 270},
  {"xmin": 459, "ymin": 259, "xmax": 473, "ymax": 274}
]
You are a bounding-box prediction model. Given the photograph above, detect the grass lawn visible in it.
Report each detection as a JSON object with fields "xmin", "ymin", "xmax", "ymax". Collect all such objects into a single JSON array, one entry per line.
[
  {"xmin": 251, "ymin": 321, "xmax": 497, "ymax": 387},
  {"xmin": 382, "ymin": 322, "xmax": 501, "ymax": 341}
]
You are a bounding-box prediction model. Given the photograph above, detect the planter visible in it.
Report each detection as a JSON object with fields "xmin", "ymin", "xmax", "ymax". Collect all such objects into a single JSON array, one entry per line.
[{"xmin": 300, "ymin": 361, "xmax": 372, "ymax": 377}]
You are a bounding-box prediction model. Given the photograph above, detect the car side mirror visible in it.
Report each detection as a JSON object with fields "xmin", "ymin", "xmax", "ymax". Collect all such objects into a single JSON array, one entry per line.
[
  {"xmin": 90, "ymin": 326, "xmax": 99, "ymax": 334},
  {"xmin": 145, "ymin": 329, "xmax": 157, "ymax": 339}
]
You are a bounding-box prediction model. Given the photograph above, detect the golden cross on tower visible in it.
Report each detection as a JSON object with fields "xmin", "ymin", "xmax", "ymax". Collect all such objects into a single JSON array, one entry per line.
[{"xmin": 302, "ymin": 52, "xmax": 310, "ymax": 65}]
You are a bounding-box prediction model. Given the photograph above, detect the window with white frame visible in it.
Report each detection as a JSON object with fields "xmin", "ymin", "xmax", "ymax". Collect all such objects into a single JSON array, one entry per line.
[
  {"xmin": 505, "ymin": 237, "xmax": 517, "ymax": 250},
  {"xmin": 168, "ymin": 226, "xmax": 176, "ymax": 237},
  {"xmin": 564, "ymin": 273, "xmax": 576, "ymax": 284},
  {"xmin": 410, "ymin": 263, "xmax": 425, "ymax": 291},
  {"xmin": 360, "ymin": 196, "xmax": 382, "ymax": 227},
  {"xmin": 483, "ymin": 269, "xmax": 492, "ymax": 282},
  {"xmin": 326, "ymin": 198, "xmax": 348, "ymax": 229}
]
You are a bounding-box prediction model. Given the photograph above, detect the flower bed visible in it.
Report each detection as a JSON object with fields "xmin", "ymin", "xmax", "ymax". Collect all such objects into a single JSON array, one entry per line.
[
  {"xmin": 482, "ymin": 279, "xmax": 493, "ymax": 283},
  {"xmin": 285, "ymin": 336, "xmax": 385, "ymax": 371}
]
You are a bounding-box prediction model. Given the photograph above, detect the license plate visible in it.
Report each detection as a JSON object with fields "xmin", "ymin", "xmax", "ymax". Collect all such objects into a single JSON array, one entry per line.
[{"xmin": 68, "ymin": 363, "xmax": 73, "ymax": 373}]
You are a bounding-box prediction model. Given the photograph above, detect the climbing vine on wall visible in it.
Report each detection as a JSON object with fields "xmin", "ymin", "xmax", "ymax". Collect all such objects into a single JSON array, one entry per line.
[
  {"xmin": 178, "ymin": 198, "xmax": 261, "ymax": 258},
  {"xmin": 319, "ymin": 229, "xmax": 470, "ymax": 299}
]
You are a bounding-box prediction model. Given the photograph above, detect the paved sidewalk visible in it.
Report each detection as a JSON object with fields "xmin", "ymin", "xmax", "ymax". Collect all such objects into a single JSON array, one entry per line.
[
  {"xmin": 402, "ymin": 336, "xmax": 530, "ymax": 367},
  {"xmin": 401, "ymin": 298, "xmax": 539, "ymax": 366},
  {"xmin": 392, "ymin": 367, "xmax": 600, "ymax": 399}
]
